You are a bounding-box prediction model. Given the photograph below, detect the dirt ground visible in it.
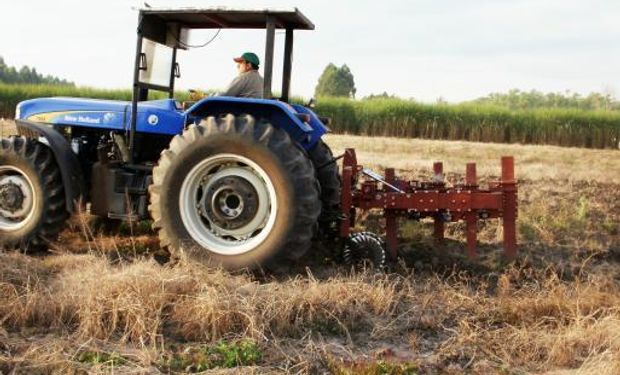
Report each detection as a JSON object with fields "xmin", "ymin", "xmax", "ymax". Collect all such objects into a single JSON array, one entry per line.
[{"xmin": 1, "ymin": 120, "xmax": 619, "ymax": 374}]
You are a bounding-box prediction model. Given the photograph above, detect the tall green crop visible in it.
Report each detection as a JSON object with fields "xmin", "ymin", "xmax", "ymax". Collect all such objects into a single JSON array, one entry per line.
[
  {"xmin": 314, "ymin": 97, "xmax": 620, "ymax": 149},
  {"xmin": 1, "ymin": 85, "xmax": 618, "ymax": 149}
]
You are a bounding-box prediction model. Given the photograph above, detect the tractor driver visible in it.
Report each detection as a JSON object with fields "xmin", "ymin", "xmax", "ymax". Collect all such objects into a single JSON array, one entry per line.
[{"xmin": 220, "ymin": 52, "xmax": 264, "ymax": 98}]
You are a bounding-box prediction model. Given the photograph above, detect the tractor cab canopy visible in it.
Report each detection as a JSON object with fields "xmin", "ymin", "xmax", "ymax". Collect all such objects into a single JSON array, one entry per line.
[
  {"xmin": 133, "ymin": 6, "xmax": 314, "ymax": 102},
  {"xmin": 140, "ymin": 6, "xmax": 314, "ymax": 34},
  {"xmin": 128, "ymin": 7, "xmax": 315, "ymax": 163}
]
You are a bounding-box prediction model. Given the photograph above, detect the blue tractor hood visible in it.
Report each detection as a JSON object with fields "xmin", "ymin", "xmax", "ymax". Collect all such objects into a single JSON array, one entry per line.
[{"xmin": 17, "ymin": 97, "xmax": 185, "ymax": 135}]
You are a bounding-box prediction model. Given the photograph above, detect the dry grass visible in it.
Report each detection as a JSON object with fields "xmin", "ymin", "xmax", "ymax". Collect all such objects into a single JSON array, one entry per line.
[
  {"xmin": 1, "ymin": 121, "xmax": 619, "ymax": 374},
  {"xmin": 0, "ymin": 119, "xmax": 17, "ymax": 138},
  {"xmin": 2, "ymin": 254, "xmax": 620, "ymax": 374},
  {"xmin": 325, "ymin": 134, "xmax": 620, "ymax": 184}
]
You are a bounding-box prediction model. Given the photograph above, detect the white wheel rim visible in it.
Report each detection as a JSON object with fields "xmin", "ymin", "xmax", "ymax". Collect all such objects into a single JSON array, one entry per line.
[
  {"xmin": 179, "ymin": 154, "xmax": 278, "ymax": 256},
  {"xmin": 0, "ymin": 166, "xmax": 36, "ymax": 231}
]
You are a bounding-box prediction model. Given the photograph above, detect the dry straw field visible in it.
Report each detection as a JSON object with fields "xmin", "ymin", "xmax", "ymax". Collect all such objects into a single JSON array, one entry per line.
[{"xmin": 1, "ymin": 119, "xmax": 619, "ymax": 374}]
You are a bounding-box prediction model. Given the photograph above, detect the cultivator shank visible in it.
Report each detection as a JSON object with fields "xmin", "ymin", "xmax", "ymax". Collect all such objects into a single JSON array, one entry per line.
[{"xmin": 339, "ymin": 149, "xmax": 518, "ymax": 260}]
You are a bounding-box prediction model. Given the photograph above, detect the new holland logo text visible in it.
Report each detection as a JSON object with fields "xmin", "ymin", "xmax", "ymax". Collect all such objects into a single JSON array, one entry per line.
[{"xmin": 64, "ymin": 114, "xmax": 101, "ymax": 124}]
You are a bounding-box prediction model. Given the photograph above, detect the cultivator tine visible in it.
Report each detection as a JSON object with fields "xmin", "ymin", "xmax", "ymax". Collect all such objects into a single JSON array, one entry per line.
[
  {"xmin": 433, "ymin": 162, "xmax": 445, "ymax": 244},
  {"xmin": 340, "ymin": 166, "xmax": 353, "ymax": 238},
  {"xmin": 466, "ymin": 215, "xmax": 477, "ymax": 258},
  {"xmin": 465, "ymin": 163, "xmax": 478, "ymax": 258},
  {"xmin": 339, "ymin": 149, "xmax": 358, "ymax": 239},
  {"xmin": 384, "ymin": 168, "xmax": 399, "ymax": 259},
  {"xmin": 433, "ymin": 216, "xmax": 445, "ymax": 244},
  {"xmin": 501, "ymin": 156, "xmax": 518, "ymax": 259}
]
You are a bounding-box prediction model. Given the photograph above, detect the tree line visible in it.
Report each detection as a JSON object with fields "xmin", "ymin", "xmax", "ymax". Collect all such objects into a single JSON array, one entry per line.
[
  {"xmin": 470, "ymin": 89, "xmax": 619, "ymax": 111},
  {"xmin": 0, "ymin": 56, "xmax": 74, "ymax": 86},
  {"xmin": 1, "ymin": 55, "xmax": 618, "ymax": 113},
  {"xmin": 315, "ymin": 64, "xmax": 619, "ymax": 111}
]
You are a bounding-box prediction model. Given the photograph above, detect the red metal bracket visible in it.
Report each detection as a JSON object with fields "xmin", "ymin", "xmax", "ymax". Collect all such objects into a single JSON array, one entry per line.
[
  {"xmin": 501, "ymin": 156, "xmax": 517, "ymax": 259},
  {"xmin": 384, "ymin": 168, "xmax": 398, "ymax": 259},
  {"xmin": 433, "ymin": 162, "xmax": 445, "ymax": 245}
]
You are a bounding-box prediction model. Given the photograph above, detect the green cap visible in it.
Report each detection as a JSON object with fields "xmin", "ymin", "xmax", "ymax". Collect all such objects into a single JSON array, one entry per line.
[{"xmin": 233, "ymin": 52, "xmax": 260, "ymax": 67}]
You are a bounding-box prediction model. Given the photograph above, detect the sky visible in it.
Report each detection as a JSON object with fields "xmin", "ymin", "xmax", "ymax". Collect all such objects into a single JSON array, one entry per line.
[{"xmin": 1, "ymin": 0, "xmax": 619, "ymax": 102}]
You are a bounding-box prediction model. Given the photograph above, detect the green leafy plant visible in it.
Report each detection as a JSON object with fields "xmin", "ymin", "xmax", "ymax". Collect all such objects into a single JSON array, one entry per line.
[
  {"xmin": 77, "ymin": 351, "xmax": 127, "ymax": 366},
  {"xmin": 160, "ymin": 339, "xmax": 262, "ymax": 373}
]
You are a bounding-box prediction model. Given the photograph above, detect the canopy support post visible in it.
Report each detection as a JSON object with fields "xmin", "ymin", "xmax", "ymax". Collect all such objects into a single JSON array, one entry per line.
[
  {"xmin": 281, "ymin": 28, "xmax": 294, "ymax": 102},
  {"xmin": 263, "ymin": 17, "xmax": 276, "ymax": 99}
]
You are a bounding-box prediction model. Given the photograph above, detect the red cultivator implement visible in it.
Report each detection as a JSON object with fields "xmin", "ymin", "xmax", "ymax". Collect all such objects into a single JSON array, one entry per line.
[{"xmin": 338, "ymin": 148, "xmax": 518, "ymax": 263}]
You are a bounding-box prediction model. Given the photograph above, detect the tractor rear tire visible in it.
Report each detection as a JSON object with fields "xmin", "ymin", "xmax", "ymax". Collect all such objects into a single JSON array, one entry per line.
[
  {"xmin": 0, "ymin": 136, "xmax": 68, "ymax": 251},
  {"xmin": 308, "ymin": 140, "xmax": 341, "ymax": 231},
  {"xmin": 149, "ymin": 114, "xmax": 321, "ymax": 270}
]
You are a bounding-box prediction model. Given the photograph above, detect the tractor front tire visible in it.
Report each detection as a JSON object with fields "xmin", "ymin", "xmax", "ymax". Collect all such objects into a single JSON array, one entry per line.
[
  {"xmin": 0, "ymin": 136, "xmax": 68, "ymax": 251},
  {"xmin": 149, "ymin": 114, "xmax": 321, "ymax": 270}
]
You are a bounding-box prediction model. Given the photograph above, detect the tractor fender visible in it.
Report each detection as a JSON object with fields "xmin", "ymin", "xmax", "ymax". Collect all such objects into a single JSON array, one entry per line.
[
  {"xmin": 15, "ymin": 120, "xmax": 84, "ymax": 213},
  {"xmin": 185, "ymin": 97, "xmax": 328, "ymax": 149}
]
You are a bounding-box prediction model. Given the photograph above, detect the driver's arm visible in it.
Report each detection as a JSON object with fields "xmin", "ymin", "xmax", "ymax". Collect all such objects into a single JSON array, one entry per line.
[{"xmin": 220, "ymin": 76, "xmax": 245, "ymax": 97}]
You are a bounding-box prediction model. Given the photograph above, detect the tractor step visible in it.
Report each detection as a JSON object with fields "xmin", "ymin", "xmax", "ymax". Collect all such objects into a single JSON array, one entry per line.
[{"xmin": 107, "ymin": 213, "xmax": 141, "ymax": 221}]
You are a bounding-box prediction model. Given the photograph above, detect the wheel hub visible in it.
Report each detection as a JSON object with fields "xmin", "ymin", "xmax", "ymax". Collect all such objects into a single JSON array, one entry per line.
[
  {"xmin": 179, "ymin": 154, "xmax": 277, "ymax": 255},
  {"xmin": 0, "ymin": 181, "xmax": 25, "ymax": 213},
  {"xmin": 200, "ymin": 176, "xmax": 259, "ymax": 230},
  {"xmin": 0, "ymin": 175, "xmax": 33, "ymax": 220},
  {"xmin": 0, "ymin": 167, "xmax": 36, "ymax": 231}
]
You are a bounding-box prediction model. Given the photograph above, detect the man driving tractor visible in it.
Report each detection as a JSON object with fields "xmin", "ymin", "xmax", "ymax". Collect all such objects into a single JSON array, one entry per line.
[{"xmin": 220, "ymin": 52, "xmax": 264, "ymax": 98}]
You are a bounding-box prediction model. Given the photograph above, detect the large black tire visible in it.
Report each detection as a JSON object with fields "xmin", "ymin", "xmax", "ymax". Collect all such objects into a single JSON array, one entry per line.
[
  {"xmin": 308, "ymin": 140, "xmax": 341, "ymax": 231},
  {"xmin": 149, "ymin": 114, "xmax": 321, "ymax": 270},
  {"xmin": 0, "ymin": 136, "xmax": 68, "ymax": 251}
]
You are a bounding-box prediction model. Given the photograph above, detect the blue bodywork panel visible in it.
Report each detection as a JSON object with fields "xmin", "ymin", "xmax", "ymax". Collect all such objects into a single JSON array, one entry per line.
[
  {"xmin": 17, "ymin": 96, "xmax": 327, "ymax": 149},
  {"xmin": 17, "ymin": 97, "xmax": 185, "ymax": 135},
  {"xmin": 185, "ymin": 97, "xmax": 327, "ymax": 148}
]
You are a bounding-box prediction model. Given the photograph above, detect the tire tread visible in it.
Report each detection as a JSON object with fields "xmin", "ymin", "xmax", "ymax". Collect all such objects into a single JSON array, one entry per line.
[
  {"xmin": 0, "ymin": 136, "xmax": 68, "ymax": 251},
  {"xmin": 149, "ymin": 114, "xmax": 321, "ymax": 267}
]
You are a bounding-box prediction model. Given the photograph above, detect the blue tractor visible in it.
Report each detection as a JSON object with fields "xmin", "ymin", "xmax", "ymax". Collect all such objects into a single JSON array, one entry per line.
[{"xmin": 1, "ymin": 7, "xmax": 341, "ymax": 269}]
